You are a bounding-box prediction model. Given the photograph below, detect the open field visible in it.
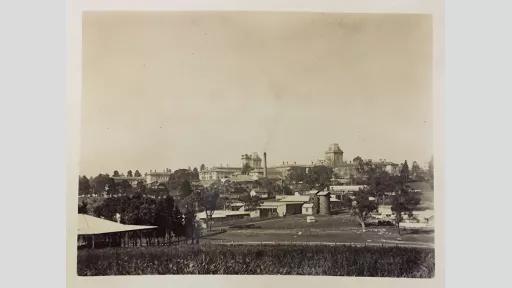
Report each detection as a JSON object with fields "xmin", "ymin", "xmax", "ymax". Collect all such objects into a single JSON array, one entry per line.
[
  {"xmin": 208, "ymin": 213, "xmax": 434, "ymax": 247},
  {"xmin": 77, "ymin": 244, "xmax": 434, "ymax": 277}
]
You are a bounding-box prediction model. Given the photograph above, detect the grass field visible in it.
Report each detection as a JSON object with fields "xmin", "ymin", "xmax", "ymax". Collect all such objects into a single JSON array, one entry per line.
[
  {"xmin": 77, "ymin": 244, "xmax": 434, "ymax": 277},
  {"xmin": 208, "ymin": 213, "xmax": 434, "ymax": 247}
]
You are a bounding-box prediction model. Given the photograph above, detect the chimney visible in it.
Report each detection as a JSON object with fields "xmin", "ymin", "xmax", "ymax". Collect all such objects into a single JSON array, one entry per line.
[{"xmin": 263, "ymin": 152, "xmax": 268, "ymax": 178}]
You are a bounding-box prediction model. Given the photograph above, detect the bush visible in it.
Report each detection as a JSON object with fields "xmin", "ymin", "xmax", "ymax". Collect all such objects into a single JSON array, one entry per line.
[{"xmin": 77, "ymin": 244, "xmax": 434, "ymax": 277}]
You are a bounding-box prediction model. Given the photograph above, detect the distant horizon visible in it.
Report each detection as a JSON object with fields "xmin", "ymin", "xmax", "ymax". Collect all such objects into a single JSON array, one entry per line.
[
  {"xmin": 79, "ymin": 146, "xmax": 432, "ymax": 177},
  {"xmin": 81, "ymin": 12, "xmax": 433, "ymax": 177}
]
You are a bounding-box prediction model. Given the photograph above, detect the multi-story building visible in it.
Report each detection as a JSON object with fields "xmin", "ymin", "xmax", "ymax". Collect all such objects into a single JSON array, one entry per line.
[
  {"xmin": 199, "ymin": 166, "xmax": 241, "ymax": 181},
  {"xmin": 145, "ymin": 169, "xmax": 172, "ymax": 184},
  {"xmin": 241, "ymin": 152, "xmax": 262, "ymax": 169}
]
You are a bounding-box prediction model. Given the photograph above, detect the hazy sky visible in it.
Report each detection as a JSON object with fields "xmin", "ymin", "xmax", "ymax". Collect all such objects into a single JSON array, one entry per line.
[{"xmin": 81, "ymin": 12, "xmax": 432, "ymax": 176}]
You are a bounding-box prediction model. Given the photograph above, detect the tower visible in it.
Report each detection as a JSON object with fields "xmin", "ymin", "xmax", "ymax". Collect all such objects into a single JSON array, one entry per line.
[
  {"xmin": 241, "ymin": 154, "xmax": 251, "ymax": 168},
  {"xmin": 325, "ymin": 143, "xmax": 344, "ymax": 168}
]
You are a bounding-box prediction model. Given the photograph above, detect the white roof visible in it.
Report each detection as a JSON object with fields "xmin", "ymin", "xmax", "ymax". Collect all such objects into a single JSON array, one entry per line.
[
  {"xmin": 196, "ymin": 210, "xmax": 250, "ymax": 219},
  {"xmin": 302, "ymin": 203, "xmax": 314, "ymax": 208},
  {"xmin": 330, "ymin": 185, "xmax": 368, "ymax": 192},
  {"xmin": 77, "ymin": 214, "xmax": 157, "ymax": 235},
  {"xmin": 259, "ymin": 201, "xmax": 304, "ymax": 208},
  {"xmin": 277, "ymin": 195, "xmax": 310, "ymax": 202}
]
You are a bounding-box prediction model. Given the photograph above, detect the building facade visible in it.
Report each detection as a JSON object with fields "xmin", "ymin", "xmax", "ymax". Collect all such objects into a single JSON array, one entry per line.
[
  {"xmin": 199, "ymin": 167, "xmax": 241, "ymax": 180},
  {"xmin": 324, "ymin": 143, "xmax": 344, "ymax": 168},
  {"xmin": 145, "ymin": 169, "xmax": 172, "ymax": 184}
]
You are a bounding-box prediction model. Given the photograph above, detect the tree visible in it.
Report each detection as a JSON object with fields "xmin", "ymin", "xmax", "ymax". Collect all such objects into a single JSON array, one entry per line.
[
  {"xmin": 286, "ymin": 166, "xmax": 307, "ymax": 183},
  {"xmin": 113, "ymin": 170, "xmax": 120, "ymax": 177},
  {"xmin": 191, "ymin": 167, "xmax": 199, "ymax": 180},
  {"xmin": 427, "ymin": 156, "xmax": 434, "ymax": 188},
  {"xmin": 282, "ymin": 185, "xmax": 293, "ymax": 195},
  {"xmin": 350, "ymin": 189, "xmax": 378, "ymax": 232},
  {"xmin": 135, "ymin": 180, "xmax": 146, "ymax": 194},
  {"xmin": 167, "ymin": 169, "xmax": 194, "ymax": 194},
  {"xmin": 183, "ymin": 207, "xmax": 198, "ymax": 244},
  {"xmin": 200, "ymin": 164, "xmax": 206, "ymax": 171},
  {"xmin": 78, "ymin": 175, "xmax": 91, "ymax": 195},
  {"xmin": 400, "ymin": 160, "xmax": 410, "ymax": 183},
  {"xmin": 366, "ymin": 170, "xmax": 401, "ymax": 204},
  {"xmin": 353, "ymin": 156, "xmax": 364, "ymax": 164},
  {"xmin": 127, "ymin": 170, "xmax": 133, "ymax": 177},
  {"xmin": 90, "ymin": 174, "xmax": 110, "ymax": 194},
  {"xmin": 179, "ymin": 179, "xmax": 193, "ymax": 198},
  {"xmin": 353, "ymin": 156, "xmax": 365, "ymax": 175},
  {"xmin": 305, "ymin": 165, "xmax": 333, "ymax": 188},
  {"xmin": 410, "ymin": 161, "xmax": 422, "ymax": 181},
  {"xmin": 104, "ymin": 177, "xmax": 118, "ymax": 196},
  {"xmin": 199, "ymin": 189, "xmax": 220, "ymax": 231},
  {"xmin": 239, "ymin": 193, "xmax": 262, "ymax": 211},
  {"xmin": 134, "ymin": 170, "xmax": 142, "ymax": 177},
  {"xmin": 241, "ymin": 162, "xmax": 252, "ymax": 175},
  {"xmin": 78, "ymin": 200, "xmax": 88, "ymax": 214},
  {"xmin": 172, "ymin": 206, "xmax": 185, "ymax": 241},
  {"xmin": 391, "ymin": 185, "xmax": 421, "ymax": 234},
  {"xmin": 118, "ymin": 180, "xmax": 133, "ymax": 195}
]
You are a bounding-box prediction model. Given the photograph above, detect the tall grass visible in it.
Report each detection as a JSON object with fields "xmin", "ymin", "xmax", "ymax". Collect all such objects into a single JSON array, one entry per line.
[{"xmin": 77, "ymin": 244, "xmax": 434, "ymax": 277}]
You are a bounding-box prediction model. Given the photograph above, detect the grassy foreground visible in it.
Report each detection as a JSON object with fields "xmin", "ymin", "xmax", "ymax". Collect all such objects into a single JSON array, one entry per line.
[{"xmin": 77, "ymin": 244, "xmax": 434, "ymax": 277}]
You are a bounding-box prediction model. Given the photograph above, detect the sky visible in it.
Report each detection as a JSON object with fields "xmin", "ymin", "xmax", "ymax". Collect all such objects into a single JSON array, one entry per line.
[{"xmin": 81, "ymin": 12, "xmax": 433, "ymax": 177}]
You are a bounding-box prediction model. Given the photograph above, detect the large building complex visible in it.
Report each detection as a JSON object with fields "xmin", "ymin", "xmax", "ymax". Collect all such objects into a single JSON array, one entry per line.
[{"xmin": 145, "ymin": 169, "xmax": 172, "ymax": 184}]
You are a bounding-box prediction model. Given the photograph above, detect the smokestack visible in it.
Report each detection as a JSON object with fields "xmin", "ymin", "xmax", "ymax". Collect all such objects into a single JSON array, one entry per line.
[{"xmin": 263, "ymin": 152, "xmax": 268, "ymax": 178}]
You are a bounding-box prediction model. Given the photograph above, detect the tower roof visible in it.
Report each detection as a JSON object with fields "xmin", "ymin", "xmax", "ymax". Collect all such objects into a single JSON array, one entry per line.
[{"xmin": 327, "ymin": 143, "xmax": 343, "ymax": 153}]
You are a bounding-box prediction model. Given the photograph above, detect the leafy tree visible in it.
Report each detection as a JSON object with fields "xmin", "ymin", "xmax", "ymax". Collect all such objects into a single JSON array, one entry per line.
[
  {"xmin": 118, "ymin": 180, "xmax": 133, "ymax": 195},
  {"xmin": 305, "ymin": 165, "xmax": 333, "ymax": 188},
  {"xmin": 78, "ymin": 200, "xmax": 88, "ymax": 214},
  {"xmin": 199, "ymin": 189, "xmax": 220, "ymax": 231},
  {"xmin": 200, "ymin": 164, "xmax": 206, "ymax": 171},
  {"xmin": 241, "ymin": 162, "xmax": 252, "ymax": 175},
  {"xmin": 400, "ymin": 160, "xmax": 410, "ymax": 183},
  {"xmin": 183, "ymin": 207, "xmax": 197, "ymax": 244},
  {"xmin": 78, "ymin": 175, "xmax": 91, "ymax": 195},
  {"xmin": 191, "ymin": 167, "xmax": 199, "ymax": 181},
  {"xmin": 179, "ymin": 180, "xmax": 193, "ymax": 198},
  {"xmin": 172, "ymin": 206, "xmax": 185, "ymax": 240},
  {"xmin": 113, "ymin": 170, "xmax": 120, "ymax": 177},
  {"xmin": 282, "ymin": 185, "xmax": 293, "ymax": 195},
  {"xmin": 286, "ymin": 166, "xmax": 307, "ymax": 183},
  {"xmin": 391, "ymin": 186, "xmax": 421, "ymax": 234},
  {"xmin": 168, "ymin": 169, "xmax": 194, "ymax": 194},
  {"xmin": 350, "ymin": 189, "xmax": 379, "ymax": 232},
  {"xmin": 134, "ymin": 170, "xmax": 142, "ymax": 177},
  {"xmin": 238, "ymin": 193, "xmax": 262, "ymax": 210},
  {"xmin": 127, "ymin": 170, "xmax": 133, "ymax": 177},
  {"xmin": 427, "ymin": 156, "xmax": 434, "ymax": 189},
  {"xmin": 91, "ymin": 174, "xmax": 111, "ymax": 194},
  {"xmin": 353, "ymin": 156, "xmax": 366, "ymax": 175},
  {"xmin": 353, "ymin": 156, "xmax": 364, "ymax": 164},
  {"xmin": 106, "ymin": 177, "xmax": 119, "ymax": 196},
  {"xmin": 366, "ymin": 170, "xmax": 401, "ymax": 204},
  {"xmin": 135, "ymin": 180, "xmax": 146, "ymax": 194}
]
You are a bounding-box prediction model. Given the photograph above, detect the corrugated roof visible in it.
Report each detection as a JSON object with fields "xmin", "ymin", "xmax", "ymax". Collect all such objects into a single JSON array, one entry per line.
[
  {"xmin": 277, "ymin": 195, "xmax": 310, "ymax": 202},
  {"xmin": 196, "ymin": 210, "xmax": 250, "ymax": 219},
  {"xmin": 77, "ymin": 214, "xmax": 157, "ymax": 235}
]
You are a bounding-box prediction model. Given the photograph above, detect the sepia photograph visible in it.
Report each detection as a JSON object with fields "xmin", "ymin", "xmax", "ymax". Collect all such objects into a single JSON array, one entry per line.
[{"xmin": 74, "ymin": 9, "xmax": 438, "ymax": 280}]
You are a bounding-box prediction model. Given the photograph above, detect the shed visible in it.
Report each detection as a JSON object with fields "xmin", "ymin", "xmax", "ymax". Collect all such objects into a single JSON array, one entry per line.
[
  {"xmin": 77, "ymin": 214, "xmax": 157, "ymax": 248},
  {"xmin": 302, "ymin": 203, "xmax": 314, "ymax": 215}
]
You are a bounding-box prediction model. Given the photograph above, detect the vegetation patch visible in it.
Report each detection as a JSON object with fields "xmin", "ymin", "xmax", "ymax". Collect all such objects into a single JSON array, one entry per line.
[{"xmin": 78, "ymin": 244, "xmax": 434, "ymax": 277}]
